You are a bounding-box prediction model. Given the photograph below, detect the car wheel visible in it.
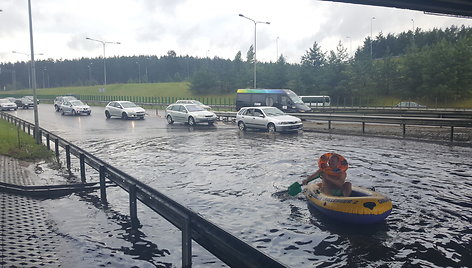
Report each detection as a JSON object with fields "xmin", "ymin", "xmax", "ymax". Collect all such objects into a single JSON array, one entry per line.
[
  {"xmin": 188, "ymin": 116, "xmax": 195, "ymax": 126},
  {"xmin": 267, "ymin": 123, "xmax": 276, "ymax": 133},
  {"xmin": 72, "ymin": 110, "xmax": 77, "ymax": 116},
  {"xmin": 208, "ymin": 121, "xmax": 214, "ymax": 126},
  {"xmin": 61, "ymin": 110, "xmax": 65, "ymax": 115},
  {"xmin": 238, "ymin": 121, "xmax": 246, "ymax": 131},
  {"xmin": 166, "ymin": 115, "xmax": 174, "ymax": 124},
  {"xmin": 122, "ymin": 112, "xmax": 128, "ymax": 120},
  {"xmin": 105, "ymin": 110, "xmax": 111, "ymax": 119},
  {"xmin": 55, "ymin": 105, "xmax": 59, "ymax": 112}
]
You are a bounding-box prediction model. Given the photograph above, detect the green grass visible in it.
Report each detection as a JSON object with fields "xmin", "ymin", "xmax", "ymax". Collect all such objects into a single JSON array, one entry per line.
[{"xmin": 0, "ymin": 119, "xmax": 53, "ymax": 161}]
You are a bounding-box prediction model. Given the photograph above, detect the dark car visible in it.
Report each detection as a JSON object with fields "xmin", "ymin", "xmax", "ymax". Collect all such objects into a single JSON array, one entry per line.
[{"xmin": 14, "ymin": 98, "xmax": 34, "ymax": 109}]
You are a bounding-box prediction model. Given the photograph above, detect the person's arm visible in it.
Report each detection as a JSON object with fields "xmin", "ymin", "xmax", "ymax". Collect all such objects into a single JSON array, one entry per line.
[
  {"xmin": 302, "ymin": 169, "xmax": 322, "ymax": 185},
  {"xmin": 322, "ymin": 171, "xmax": 346, "ymax": 187}
]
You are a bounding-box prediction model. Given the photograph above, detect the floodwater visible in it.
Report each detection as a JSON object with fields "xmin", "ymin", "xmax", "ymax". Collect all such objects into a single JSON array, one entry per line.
[{"xmin": 9, "ymin": 105, "xmax": 472, "ymax": 267}]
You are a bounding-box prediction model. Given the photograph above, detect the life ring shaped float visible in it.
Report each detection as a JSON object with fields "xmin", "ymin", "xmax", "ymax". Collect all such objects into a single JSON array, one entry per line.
[{"xmin": 318, "ymin": 153, "xmax": 348, "ymax": 176}]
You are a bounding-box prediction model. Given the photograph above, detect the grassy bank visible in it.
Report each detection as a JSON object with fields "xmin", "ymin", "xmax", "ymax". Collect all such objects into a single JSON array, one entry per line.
[{"xmin": 0, "ymin": 119, "xmax": 53, "ymax": 160}]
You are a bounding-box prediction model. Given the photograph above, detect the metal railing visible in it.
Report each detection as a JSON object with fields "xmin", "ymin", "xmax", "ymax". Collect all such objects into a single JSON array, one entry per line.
[
  {"xmin": 216, "ymin": 111, "xmax": 472, "ymax": 142},
  {"xmin": 0, "ymin": 112, "xmax": 288, "ymax": 268}
]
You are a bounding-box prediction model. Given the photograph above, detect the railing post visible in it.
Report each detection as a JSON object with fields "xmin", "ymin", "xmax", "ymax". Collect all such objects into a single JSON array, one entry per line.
[
  {"xmin": 99, "ymin": 166, "xmax": 108, "ymax": 203},
  {"xmin": 55, "ymin": 138, "xmax": 60, "ymax": 158},
  {"xmin": 65, "ymin": 145, "xmax": 71, "ymax": 170},
  {"xmin": 402, "ymin": 124, "xmax": 406, "ymax": 137},
  {"xmin": 450, "ymin": 126, "xmax": 454, "ymax": 142},
  {"xmin": 182, "ymin": 216, "xmax": 192, "ymax": 268},
  {"xmin": 328, "ymin": 120, "xmax": 331, "ymax": 130},
  {"xmin": 362, "ymin": 122, "xmax": 365, "ymax": 134},
  {"xmin": 28, "ymin": 124, "xmax": 31, "ymax": 135},
  {"xmin": 80, "ymin": 153, "xmax": 86, "ymax": 183},
  {"xmin": 129, "ymin": 184, "xmax": 139, "ymax": 228},
  {"xmin": 46, "ymin": 134, "xmax": 50, "ymax": 150}
]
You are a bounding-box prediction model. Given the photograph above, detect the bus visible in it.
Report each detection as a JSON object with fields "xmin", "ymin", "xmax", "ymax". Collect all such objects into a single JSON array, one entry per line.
[
  {"xmin": 299, "ymin": 96, "xmax": 331, "ymax": 107},
  {"xmin": 236, "ymin": 89, "xmax": 311, "ymax": 113}
]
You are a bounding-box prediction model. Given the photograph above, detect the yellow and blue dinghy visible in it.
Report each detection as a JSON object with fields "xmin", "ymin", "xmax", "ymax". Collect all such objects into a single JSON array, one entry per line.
[{"xmin": 303, "ymin": 183, "xmax": 392, "ymax": 224}]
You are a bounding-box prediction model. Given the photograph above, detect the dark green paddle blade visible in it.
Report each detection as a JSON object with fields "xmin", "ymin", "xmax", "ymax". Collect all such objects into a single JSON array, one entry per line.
[{"xmin": 288, "ymin": 182, "xmax": 302, "ymax": 196}]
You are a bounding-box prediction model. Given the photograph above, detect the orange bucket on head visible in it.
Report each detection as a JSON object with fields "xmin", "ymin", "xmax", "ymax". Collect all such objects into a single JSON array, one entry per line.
[{"xmin": 318, "ymin": 153, "xmax": 348, "ymax": 176}]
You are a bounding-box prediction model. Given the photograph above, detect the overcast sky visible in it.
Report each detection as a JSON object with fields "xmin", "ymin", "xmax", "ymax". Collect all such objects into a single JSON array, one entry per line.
[{"xmin": 1, "ymin": 0, "xmax": 472, "ymax": 64}]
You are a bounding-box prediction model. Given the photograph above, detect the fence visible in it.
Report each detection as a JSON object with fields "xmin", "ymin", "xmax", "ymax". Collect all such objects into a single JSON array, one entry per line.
[{"xmin": 0, "ymin": 112, "xmax": 288, "ymax": 268}]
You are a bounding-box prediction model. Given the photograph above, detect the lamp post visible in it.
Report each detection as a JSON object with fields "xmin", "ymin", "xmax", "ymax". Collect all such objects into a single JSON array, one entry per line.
[
  {"xmin": 276, "ymin": 36, "xmax": 279, "ymax": 61},
  {"xmin": 26, "ymin": 0, "xmax": 40, "ymax": 144},
  {"xmin": 136, "ymin": 61, "xmax": 141, "ymax": 83},
  {"xmin": 85, "ymin": 37, "xmax": 120, "ymax": 90},
  {"xmin": 239, "ymin": 14, "xmax": 270, "ymax": 89},
  {"xmin": 370, "ymin": 17, "xmax": 376, "ymax": 59},
  {"xmin": 346, "ymin": 36, "xmax": 352, "ymax": 56},
  {"xmin": 12, "ymin": 51, "xmax": 43, "ymax": 89},
  {"xmin": 88, "ymin": 63, "xmax": 93, "ymax": 85}
]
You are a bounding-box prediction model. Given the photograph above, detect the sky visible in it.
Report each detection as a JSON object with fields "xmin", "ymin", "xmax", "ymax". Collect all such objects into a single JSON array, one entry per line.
[{"xmin": 1, "ymin": 0, "xmax": 472, "ymax": 64}]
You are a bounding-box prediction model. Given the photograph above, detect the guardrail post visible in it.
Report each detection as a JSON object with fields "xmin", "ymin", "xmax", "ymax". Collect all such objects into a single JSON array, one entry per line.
[
  {"xmin": 362, "ymin": 122, "xmax": 365, "ymax": 134},
  {"xmin": 402, "ymin": 124, "xmax": 406, "ymax": 138},
  {"xmin": 99, "ymin": 166, "xmax": 108, "ymax": 204},
  {"xmin": 22, "ymin": 122, "xmax": 26, "ymax": 132},
  {"xmin": 80, "ymin": 153, "xmax": 86, "ymax": 183},
  {"xmin": 38, "ymin": 130, "xmax": 42, "ymax": 144},
  {"xmin": 182, "ymin": 216, "xmax": 192, "ymax": 268},
  {"xmin": 129, "ymin": 184, "xmax": 139, "ymax": 228},
  {"xmin": 450, "ymin": 126, "xmax": 454, "ymax": 142},
  {"xmin": 28, "ymin": 124, "xmax": 31, "ymax": 135},
  {"xmin": 46, "ymin": 134, "xmax": 50, "ymax": 150},
  {"xmin": 328, "ymin": 120, "xmax": 331, "ymax": 130},
  {"xmin": 54, "ymin": 138, "xmax": 60, "ymax": 158},
  {"xmin": 65, "ymin": 145, "xmax": 71, "ymax": 170}
]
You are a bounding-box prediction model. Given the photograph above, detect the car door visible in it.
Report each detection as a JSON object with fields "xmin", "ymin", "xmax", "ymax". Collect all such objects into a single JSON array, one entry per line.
[
  {"xmin": 62, "ymin": 101, "xmax": 71, "ymax": 113},
  {"xmin": 252, "ymin": 108, "xmax": 267, "ymax": 129},
  {"xmin": 242, "ymin": 108, "xmax": 256, "ymax": 128},
  {"xmin": 177, "ymin": 105, "xmax": 188, "ymax": 122}
]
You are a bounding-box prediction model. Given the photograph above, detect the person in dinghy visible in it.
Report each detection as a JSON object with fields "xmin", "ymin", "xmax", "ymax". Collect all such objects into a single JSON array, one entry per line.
[{"xmin": 302, "ymin": 153, "xmax": 352, "ymax": 197}]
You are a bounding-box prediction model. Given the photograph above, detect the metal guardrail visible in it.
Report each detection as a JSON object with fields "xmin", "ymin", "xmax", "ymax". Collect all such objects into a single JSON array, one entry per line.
[
  {"xmin": 0, "ymin": 112, "xmax": 289, "ymax": 268},
  {"xmin": 216, "ymin": 111, "xmax": 472, "ymax": 142}
]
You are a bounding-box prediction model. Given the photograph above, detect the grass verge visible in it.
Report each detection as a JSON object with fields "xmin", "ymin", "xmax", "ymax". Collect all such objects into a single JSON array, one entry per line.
[{"xmin": 0, "ymin": 119, "xmax": 53, "ymax": 161}]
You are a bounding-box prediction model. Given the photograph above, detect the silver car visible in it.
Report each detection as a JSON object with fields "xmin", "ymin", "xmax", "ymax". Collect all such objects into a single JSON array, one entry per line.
[
  {"xmin": 0, "ymin": 99, "xmax": 18, "ymax": 111},
  {"xmin": 165, "ymin": 103, "xmax": 217, "ymax": 126},
  {"xmin": 54, "ymin": 96, "xmax": 77, "ymax": 111},
  {"xmin": 105, "ymin": 101, "xmax": 145, "ymax": 119},
  {"xmin": 236, "ymin": 106, "xmax": 303, "ymax": 133},
  {"xmin": 60, "ymin": 100, "xmax": 91, "ymax": 116}
]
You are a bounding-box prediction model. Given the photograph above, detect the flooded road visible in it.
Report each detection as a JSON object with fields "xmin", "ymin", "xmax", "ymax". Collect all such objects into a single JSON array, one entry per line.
[{"xmin": 10, "ymin": 105, "xmax": 472, "ymax": 267}]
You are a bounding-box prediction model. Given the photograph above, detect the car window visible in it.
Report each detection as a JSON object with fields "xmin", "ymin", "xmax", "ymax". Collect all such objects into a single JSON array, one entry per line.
[
  {"xmin": 263, "ymin": 107, "xmax": 285, "ymax": 116},
  {"xmin": 121, "ymin": 102, "xmax": 137, "ymax": 108},
  {"xmin": 253, "ymin": 109, "xmax": 263, "ymax": 117},
  {"xmin": 246, "ymin": 109, "xmax": 254, "ymax": 116},
  {"xmin": 186, "ymin": 105, "xmax": 205, "ymax": 112},
  {"xmin": 179, "ymin": 105, "xmax": 187, "ymax": 112}
]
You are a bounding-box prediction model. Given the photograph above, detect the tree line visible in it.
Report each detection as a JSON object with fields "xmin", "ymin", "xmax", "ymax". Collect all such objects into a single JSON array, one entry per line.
[{"xmin": 1, "ymin": 25, "xmax": 471, "ymax": 104}]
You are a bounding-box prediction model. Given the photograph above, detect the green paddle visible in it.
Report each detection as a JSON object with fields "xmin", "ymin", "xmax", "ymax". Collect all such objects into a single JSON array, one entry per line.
[
  {"xmin": 288, "ymin": 175, "xmax": 320, "ymax": 196},
  {"xmin": 288, "ymin": 182, "xmax": 302, "ymax": 196}
]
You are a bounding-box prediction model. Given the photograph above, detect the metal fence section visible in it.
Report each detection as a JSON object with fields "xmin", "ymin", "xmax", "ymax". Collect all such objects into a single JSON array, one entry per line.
[
  {"xmin": 0, "ymin": 112, "xmax": 289, "ymax": 268},
  {"xmin": 216, "ymin": 111, "xmax": 472, "ymax": 142}
]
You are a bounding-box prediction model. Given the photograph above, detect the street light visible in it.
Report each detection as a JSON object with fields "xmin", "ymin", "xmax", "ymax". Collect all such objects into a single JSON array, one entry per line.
[
  {"xmin": 135, "ymin": 61, "xmax": 141, "ymax": 83},
  {"xmin": 239, "ymin": 14, "xmax": 270, "ymax": 89},
  {"xmin": 26, "ymin": 0, "xmax": 40, "ymax": 144},
  {"xmin": 346, "ymin": 36, "xmax": 352, "ymax": 56},
  {"xmin": 276, "ymin": 36, "xmax": 279, "ymax": 61},
  {"xmin": 88, "ymin": 63, "xmax": 93, "ymax": 85},
  {"xmin": 370, "ymin": 17, "xmax": 376, "ymax": 58},
  {"xmin": 12, "ymin": 50, "xmax": 43, "ymax": 89},
  {"xmin": 85, "ymin": 37, "xmax": 120, "ymax": 90}
]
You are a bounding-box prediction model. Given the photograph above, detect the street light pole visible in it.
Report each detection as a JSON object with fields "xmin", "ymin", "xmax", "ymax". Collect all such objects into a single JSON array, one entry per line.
[
  {"xmin": 27, "ymin": 0, "xmax": 40, "ymax": 144},
  {"xmin": 276, "ymin": 36, "xmax": 279, "ymax": 62},
  {"xmin": 370, "ymin": 17, "xmax": 376, "ymax": 59},
  {"xmin": 346, "ymin": 36, "xmax": 352, "ymax": 56},
  {"xmin": 136, "ymin": 61, "xmax": 141, "ymax": 83},
  {"xmin": 239, "ymin": 14, "xmax": 270, "ymax": 89},
  {"xmin": 86, "ymin": 37, "xmax": 120, "ymax": 90}
]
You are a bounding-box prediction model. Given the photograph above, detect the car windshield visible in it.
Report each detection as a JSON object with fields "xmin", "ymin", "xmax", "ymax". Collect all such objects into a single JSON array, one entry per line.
[
  {"xmin": 64, "ymin": 96, "xmax": 77, "ymax": 101},
  {"xmin": 121, "ymin": 102, "xmax": 138, "ymax": 108},
  {"xmin": 0, "ymin": 99, "xmax": 9, "ymax": 103},
  {"xmin": 186, "ymin": 105, "xmax": 205, "ymax": 112},
  {"xmin": 262, "ymin": 107, "xmax": 285, "ymax": 116},
  {"xmin": 192, "ymin": 100, "xmax": 204, "ymax": 105},
  {"xmin": 70, "ymin": 100, "xmax": 85, "ymax": 106}
]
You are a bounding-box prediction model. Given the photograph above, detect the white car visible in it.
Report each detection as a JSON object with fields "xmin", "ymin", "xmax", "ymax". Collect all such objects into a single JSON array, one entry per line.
[
  {"xmin": 236, "ymin": 106, "xmax": 303, "ymax": 133},
  {"xmin": 60, "ymin": 100, "xmax": 91, "ymax": 116},
  {"xmin": 105, "ymin": 101, "xmax": 145, "ymax": 120},
  {"xmin": 165, "ymin": 103, "xmax": 217, "ymax": 126},
  {"xmin": 175, "ymin": 100, "xmax": 212, "ymax": 110},
  {"xmin": 54, "ymin": 96, "xmax": 77, "ymax": 111},
  {"xmin": 0, "ymin": 99, "xmax": 18, "ymax": 111}
]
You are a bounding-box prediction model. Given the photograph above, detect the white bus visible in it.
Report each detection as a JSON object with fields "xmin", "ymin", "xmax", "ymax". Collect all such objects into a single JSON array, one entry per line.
[{"xmin": 300, "ymin": 96, "xmax": 331, "ymax": 107}]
